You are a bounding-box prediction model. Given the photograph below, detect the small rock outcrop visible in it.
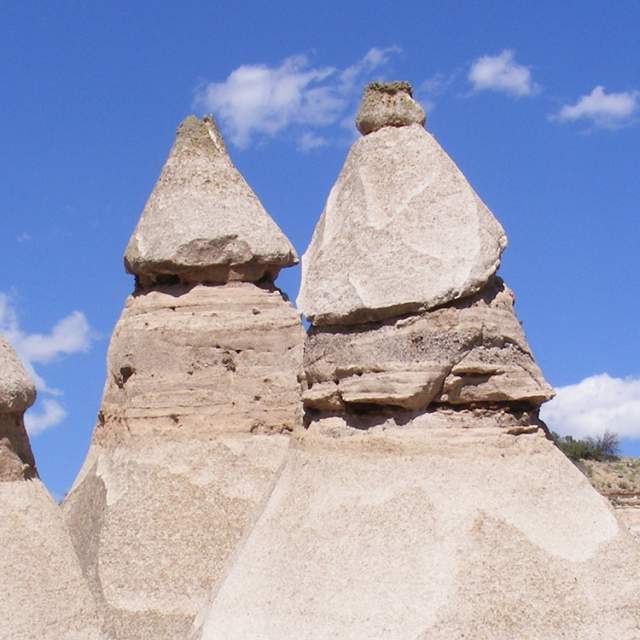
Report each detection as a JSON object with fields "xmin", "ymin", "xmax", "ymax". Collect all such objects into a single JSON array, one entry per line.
[
  {"xmin": 63, "ymin": 116, "xmax": 304, "ymax": 640},
  {"xmin": 0, "ymin": 336, "xmax": 101, "ymax": 640},
  {"xmin": 194, "ymin": 83, "xmax": 640, "ymax": 639}
]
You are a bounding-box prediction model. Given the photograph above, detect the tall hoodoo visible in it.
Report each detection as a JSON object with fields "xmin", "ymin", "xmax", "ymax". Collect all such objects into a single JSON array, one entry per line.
[
  {"xmin": 0, "ymin": 336, "xmax": 101, "ymax": 640},
  {"xmin": 64, "ymin": 116, "xmax": 304, "ymax": 640},
  {"xmin": 195, "ymin": 84, "xmax": 640, "ymax": 639}
]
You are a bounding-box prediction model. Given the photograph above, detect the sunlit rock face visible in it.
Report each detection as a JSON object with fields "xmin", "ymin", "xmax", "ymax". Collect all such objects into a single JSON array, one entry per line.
[
  {"xmin": 64, "ymin": 116, "xmax": 304, "ymax": 640},
  {"xmin": 194, "ymin": 83, "xmax": 640, "ymax": 640},
  {"xmin": 0, "ymin": 336, "xmax": 102, "ymax": 640},
  {"xmin": 124, "ymin": 115, "xmax": 297, "ymax": 287}
]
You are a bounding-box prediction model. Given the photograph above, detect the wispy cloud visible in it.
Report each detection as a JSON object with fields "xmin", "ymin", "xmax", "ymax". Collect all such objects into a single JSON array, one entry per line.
[
  {"xmin": 297, "ymin": 131, "xmax": 328, "ymax": 152},
  {"xmin": 468, "ymin": 50, "xmax": 538, "ymax": 97},
  {"xmin": 551, "ymin": 86, "xmax": 639, "ymax": 128},
  {"xmin": 194, "ymin": 47, "xmax": 401, "ymax": 149},
  {"xmin": 540, "ymin": 374, "xmax": 640, "ymax": 440},
  {"xmin": 24, "ymin": 399, "xmax": 67, "ymax": 436},
  {"xmin": 0, "ymin": 293, "xmax": 93, "ymax": 436}
]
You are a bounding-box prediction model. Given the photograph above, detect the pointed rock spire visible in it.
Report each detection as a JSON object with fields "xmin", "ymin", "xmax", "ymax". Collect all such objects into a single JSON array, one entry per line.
[
  {"xmin": 298, "ymin": 81, "xmax": 507, "ymax": 326},
  {"xmin": 125, "ymin": 115, "xmax": 297, "ymax": 286}
]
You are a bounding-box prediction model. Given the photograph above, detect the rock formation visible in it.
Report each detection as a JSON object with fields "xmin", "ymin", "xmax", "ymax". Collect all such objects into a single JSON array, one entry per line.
[
  {"xmin": 0, "ymin": 336, "xmax": 101, "ymax": 640},
  {"xmin": 63, "ymin": 116, "xmax": 304, "ymax": 640},
  {"xmin": 194, "ymin": 83, "xmax": 640, "ymax": 639}
]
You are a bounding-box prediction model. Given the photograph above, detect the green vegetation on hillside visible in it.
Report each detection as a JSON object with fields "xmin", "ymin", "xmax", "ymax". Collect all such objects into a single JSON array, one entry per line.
[{"xmin": 551, "ymin": 430, "xmax": 620, "ymax": 462}]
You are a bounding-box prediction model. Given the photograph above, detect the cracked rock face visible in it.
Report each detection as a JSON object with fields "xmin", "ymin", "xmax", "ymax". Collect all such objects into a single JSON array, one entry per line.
[
  {"xmin": 297, "ymin": 122, "xmax": 506, "ymax": 326},
  {"xmin": 0, "ymin": 337, "xmax": 101, "ymax": 640},
  {"xmin": 125, "ymin": 115, "xmax": 297, "ymax": 286}
]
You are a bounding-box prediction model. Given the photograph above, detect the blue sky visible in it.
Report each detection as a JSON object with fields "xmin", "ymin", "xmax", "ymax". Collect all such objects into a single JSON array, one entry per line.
[{"xmin": 2, "ymin": 1, "xmax": 639, "ymax": 497}]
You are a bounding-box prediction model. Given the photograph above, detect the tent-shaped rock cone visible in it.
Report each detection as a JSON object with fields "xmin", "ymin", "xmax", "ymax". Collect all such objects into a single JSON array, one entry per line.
[
  {"xmin": 64, "ymin": 116, "xmax": 304, "ymax": 640},
  {"xmin": 125, "ymin": 115, "xmax": 298, "ymax": 287},
  {"xmin": 0, "ymin": 336, "xmax": 102, "ymax": 640}
]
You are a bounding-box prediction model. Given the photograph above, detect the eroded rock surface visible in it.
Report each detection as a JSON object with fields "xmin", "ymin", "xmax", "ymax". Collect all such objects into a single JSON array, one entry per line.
[
  {"xmin": 125, "ymin": 115, "xmax": 297, "ymax": 286},
  {"xmin": 303, "ymin": 278, "xmax": 553, "ymax": 413}
]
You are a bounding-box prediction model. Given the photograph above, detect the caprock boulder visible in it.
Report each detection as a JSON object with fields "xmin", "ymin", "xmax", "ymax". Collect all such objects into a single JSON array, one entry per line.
[
  {"xmin": 194, "ymin": 83, "xmax": 640, "ymax": 640},
  {"xmin": 63, "ymin": 116, "xmax": 304, "ymax": 640},
  {"xmin": 0, "ymin": 336, "xmax": 101, "ymax": 640}
]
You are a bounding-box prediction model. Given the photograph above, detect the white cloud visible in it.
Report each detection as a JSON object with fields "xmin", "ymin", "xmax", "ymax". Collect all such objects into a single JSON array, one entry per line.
[
  {"xmin": 552, "ymin": 86, "xmax": 639, "ymax": 128},
  {"xmin": 468, "ymin": 50, "xmax": 538, "ymax": 97},
  {"xmin": 297, "ymin": 131, "xmax": 328, "ymax": 152},
  {"xmin": 0, "ymin": 293, "xmax": 93, "ymax": 436},
  {"xmin": 195, "ymin": 47, "xmax": 401, "ymax": 149},
  {"xmin": 16, "ymin": 232, "xmax": 31, "ymax": 243},
  {"xmin": 18, "ymin": 311, "xmax": 91, "ymax": 364},
  {"xmin": 541, "ymin": 374, "xmax": 640, "ymax": 440},
  {"xmin": 24, "ymin": 399, "xmax": 67, "ymax": 436}
]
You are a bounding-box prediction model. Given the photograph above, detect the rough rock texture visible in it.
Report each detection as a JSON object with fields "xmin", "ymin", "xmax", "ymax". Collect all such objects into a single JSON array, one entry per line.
[
  {"xmin": 0, "ymin": 481, "xmax": 103, "ymax": 640},
  {"xmin": 1, "ymin": 336, "xmax": 101, "ymax": 640},
  {"xmin": 297, "ymin": 123, "xmax": 506, "ymax": 325},
  {"xmin": 0, "ymin": 336, "xmax": 36, "ymax": 413},
  {"xmin": 303, "ymin": 278, "xmax": 553, "ymax": 413},
  {"xmin": 124, "ymin": 115, "xmax": 297, "ymax": 286},
  {"xmin": 64, "ymin": 283, "xmax": 304, "ymax": 640},
  {"xmin": 195, "ymin": 418, "xmax": 640, "ymax": 639},
  {"xmin": 355, "ymin": 81, "xmax": 426, "ymax": 135}
]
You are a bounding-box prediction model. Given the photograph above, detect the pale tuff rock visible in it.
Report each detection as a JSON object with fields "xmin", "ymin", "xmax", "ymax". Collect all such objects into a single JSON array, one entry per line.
[
  {"xmin": 303, "ymin": 278, "xmax": 553, "ymax": 413},
  {"xmin": 0, "ymin": 337, "xmax": 101, "ymax": 639},
  {"xmin": 297, "ymin": 122, "xmax": 506, "ymax": 325},
  {"xmin": 195, "ymin": 422, "xmax": 640, "ymax": 639},
  {"xmin": 99, "ymin": 283, "xmax": 303, "ymax": 436},
  {"xmin": 355, "ymin": 81, "xmax": 426, "ymax": 135},
  {"xmin": 0, "ymin": 481, "xmax": 103, "ymax": 640},
  {"xmin": 124, "ymin": 115, "xmax": 297, "ymax": 286},
  {"xmin": 66, "ymin": 113, "xmax": 304, "ymax": 639}
]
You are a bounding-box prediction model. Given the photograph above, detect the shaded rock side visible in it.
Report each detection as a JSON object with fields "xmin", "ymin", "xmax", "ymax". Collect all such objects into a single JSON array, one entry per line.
[
  {"xmin": 63, "ymin": 282, "xmax": 304, "ymax": 640},
  {"xmin": 124, "ymin": 116, "xmax": 297, "ymax": 286},
  {"xmin": 297, "ymin": 123, "xmax": 506, "ymax": 325},
  {"xmin": 303, "ymin": 278, "xmax": 553, "ymax": 413},
  {"xmin": 194, "ymin": 416, "xmax": 640, "ymax": 640}
]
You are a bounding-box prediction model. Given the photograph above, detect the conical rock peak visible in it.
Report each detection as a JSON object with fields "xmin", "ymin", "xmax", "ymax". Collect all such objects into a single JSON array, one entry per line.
[{"xmin": 125, "ymin": 115, "xmax": 297, "ymax": 286}]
